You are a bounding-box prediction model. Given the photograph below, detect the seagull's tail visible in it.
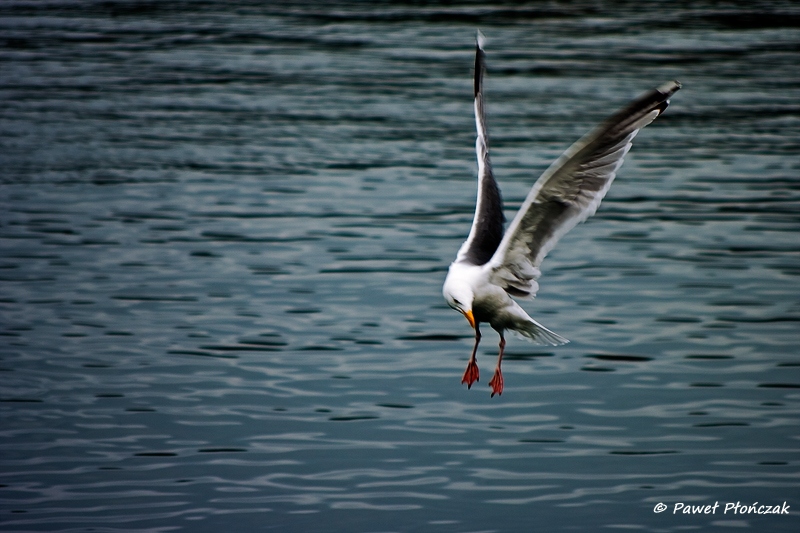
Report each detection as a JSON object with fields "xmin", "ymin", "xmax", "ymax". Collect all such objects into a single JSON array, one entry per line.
[{"xmin": 513, "ymin": 319, "xmax": 569, "ymax": 346}]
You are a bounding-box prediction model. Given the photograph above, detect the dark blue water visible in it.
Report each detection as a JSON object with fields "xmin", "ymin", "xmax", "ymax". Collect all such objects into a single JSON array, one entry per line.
[{"xmin": 2, "ymin": 2, "xmax": 799, "ymax": 531}]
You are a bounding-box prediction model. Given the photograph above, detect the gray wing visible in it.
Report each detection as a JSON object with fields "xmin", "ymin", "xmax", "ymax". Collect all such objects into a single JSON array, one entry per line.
[
  {"xmin": 488, "ymin": 81, "xmax": 681, "ymax": 298},
  {"xmin": 455, "ymin": 31, "xmax": 505, "ymax": 266}
]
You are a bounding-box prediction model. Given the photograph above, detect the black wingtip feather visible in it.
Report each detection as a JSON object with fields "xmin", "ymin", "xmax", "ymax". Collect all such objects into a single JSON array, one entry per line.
[
  {"xmin": 474, "ymin": 34, "xmax": 486, "ymax": 98},
  {"xmin": 655, "ymin": 81, "xmax": 681, "ymax": 115}
]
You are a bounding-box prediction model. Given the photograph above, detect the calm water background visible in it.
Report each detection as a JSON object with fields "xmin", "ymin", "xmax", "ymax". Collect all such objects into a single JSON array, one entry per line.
[{"xmin": 1, "ymin": 1, "xmax": 799, "ymax": 531}]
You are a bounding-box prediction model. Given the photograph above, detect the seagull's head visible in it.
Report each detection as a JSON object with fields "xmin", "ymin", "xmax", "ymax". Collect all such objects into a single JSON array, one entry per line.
[{"xmin": 443, "ymin": 276, "xmax": 476, "ymax": 329}]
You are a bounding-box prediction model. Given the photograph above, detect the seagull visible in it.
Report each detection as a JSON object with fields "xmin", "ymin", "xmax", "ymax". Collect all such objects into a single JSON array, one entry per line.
[{"xmin": 442, "ymin": 32, "xmax": 680, "ymax": 396}]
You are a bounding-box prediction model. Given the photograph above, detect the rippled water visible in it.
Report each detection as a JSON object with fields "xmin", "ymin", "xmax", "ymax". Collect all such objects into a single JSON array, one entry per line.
[{"xmin": 2, "ymin": 2, "xmax": 799, "ymax": 532}]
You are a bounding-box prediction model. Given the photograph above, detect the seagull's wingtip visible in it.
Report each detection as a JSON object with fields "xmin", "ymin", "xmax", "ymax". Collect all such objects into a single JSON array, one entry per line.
[
  {"xmin": 476, "ymin": 30, "xmax": 486, "ymax": 50},
  {"xmin": 657, "ymin": 80, "xmax": 682, "ymax": 96}
]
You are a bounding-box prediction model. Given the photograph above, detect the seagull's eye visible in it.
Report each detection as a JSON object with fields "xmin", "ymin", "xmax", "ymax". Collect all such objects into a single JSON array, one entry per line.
[{"xmin": 453, "ymin": 299, "xmax": 462, "ymax": 306}]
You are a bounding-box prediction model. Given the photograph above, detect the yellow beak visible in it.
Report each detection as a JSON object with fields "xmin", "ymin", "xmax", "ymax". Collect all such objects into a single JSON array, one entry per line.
[{"xmin": 462, "ymin": 309, "xmax": 476, "ymax": 329}]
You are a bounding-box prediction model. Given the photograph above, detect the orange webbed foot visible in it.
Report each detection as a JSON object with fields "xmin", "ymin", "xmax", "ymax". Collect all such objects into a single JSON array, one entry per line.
[
  {"xmin": 461, "ymin": 360, "xmax": 479, "ymax": 389},
  {"xmin": 489, "ymin": 368, "xmax": 503, "ymax": 397}
]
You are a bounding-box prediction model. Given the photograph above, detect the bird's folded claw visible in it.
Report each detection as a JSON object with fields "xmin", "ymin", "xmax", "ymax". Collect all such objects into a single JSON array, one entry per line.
[
  {"xmin": 489, "ymin": 368, "xmax": 503, "ymax": 397},
  {"xmin": 461, "ymin": 361, "xmax": 479, "ymax": 389}
]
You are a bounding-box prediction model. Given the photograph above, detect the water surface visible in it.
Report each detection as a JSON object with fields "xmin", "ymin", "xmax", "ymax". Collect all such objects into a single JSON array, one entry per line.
[{"xmin": 1, "ymin": 2, "xmax": 799, "ymax": 532}]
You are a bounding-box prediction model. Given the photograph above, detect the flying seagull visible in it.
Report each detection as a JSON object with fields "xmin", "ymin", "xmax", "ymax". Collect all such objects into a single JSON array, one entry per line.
[{"xmin": 442, "ymin": 33, "xmax": 680, "ymax": 396}]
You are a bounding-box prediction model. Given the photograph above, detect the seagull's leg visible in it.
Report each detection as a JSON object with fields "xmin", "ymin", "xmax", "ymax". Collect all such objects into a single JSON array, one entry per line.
[
  {"xmin": 489, "ymin": 331, "xmax": 505, "ymax": 397},
  {"xmin": 462, "ymin": 323, "xmax": 481, "ymax": 388}
]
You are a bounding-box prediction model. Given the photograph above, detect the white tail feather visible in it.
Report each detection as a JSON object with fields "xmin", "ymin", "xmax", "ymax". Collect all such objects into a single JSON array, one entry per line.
[{"xmin": 513, "ymin": 320, "xmax": 569, "ymax": 346}]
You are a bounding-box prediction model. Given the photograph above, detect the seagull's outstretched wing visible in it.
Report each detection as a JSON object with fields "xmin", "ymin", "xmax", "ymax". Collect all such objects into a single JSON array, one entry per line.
[
  {"xmin": 455, "ymin": 32, "xmax": 504, "ymax": 266},
  {"xmin": 488, "ymin": 81, "xmax": 682, "ymax": 298}
]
